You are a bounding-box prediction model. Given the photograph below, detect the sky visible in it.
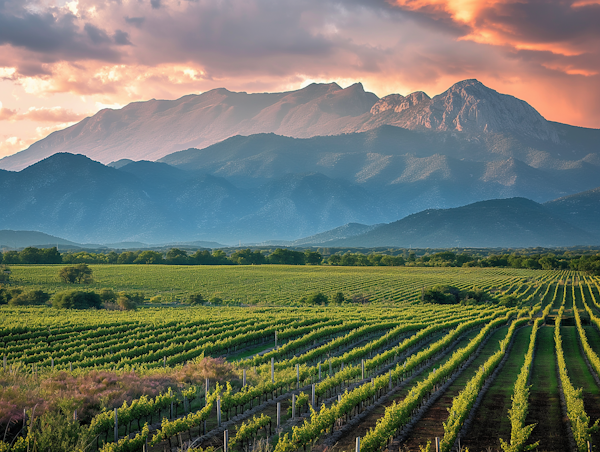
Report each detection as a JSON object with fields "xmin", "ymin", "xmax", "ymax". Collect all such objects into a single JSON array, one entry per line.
[{"xmin": 0, "ymin": 0, "xmax": 599, "ymax": 158}]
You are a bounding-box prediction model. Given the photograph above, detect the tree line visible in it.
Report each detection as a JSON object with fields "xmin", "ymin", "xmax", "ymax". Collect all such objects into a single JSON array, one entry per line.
[{"xmin": 1, "ymin": 247, "xmax": 599, "ymax": 274}]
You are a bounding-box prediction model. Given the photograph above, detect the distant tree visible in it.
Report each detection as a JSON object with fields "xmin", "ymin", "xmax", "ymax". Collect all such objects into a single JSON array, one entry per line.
[
  {"xmin": 2, "ymin": 251, "xmax": 20, "ymax": 264},
  {"xmin": 188, "ymin": 293, "xmax": 205, "ymax": 305},
  {"xmin": 134, "ymin": 250, "xmax": 163, "ymax": 264},
  {"xmin": 8, "ymin": 289, "xmax": 50, "ymax": 306},
  {"xmin": 423, "ymin": 285, "xmax": 462, "ymax": 304},
  {"xmin": 268, "ymin": 248, "xmax": 305, "ymax": 265},
  {"xmin": 166, "ymin": 248, "xmax": 189, "ymax": 265},
  {"xmin": 59, "ymin": 264, "xmax": 93, "ymax": 284},
  {"xmin": 300, "ymin": 292, "xmax": 328, "ymax": 305},
  {"xmin": 52, "ymin": 290, "xmax": 101, "ymax": 309},
  {"xmin": 98, "ymin": 288, "xmax": 116, "ymax": 303},
  {"xmin": 304, "ymin": 250, "xmax": 322, "ymax": 265},
  {"xmin": 106, "ymin": 251, "xmax": 119, "ymax": 264},
  {"xmin": 231, "ymin": 249, "xmax": 265, "ymax": 265},
  {"xmin": 117, "ymin": 295, "xmax": 137, "ymax": 311},
  {"xmin": 0, "ymin": 265, "xmax": 10, "ymax": 283},
  {"xmin": 209, "ymin": 296, "xmax": 223, "ymax": 305},
  {"xmin": 333, "ymin": 292, "xmax": 345, "ymax": 304},
  {"xmin": 327, "ymin": 254, "xmax": 341, "ymax": 266},
  {"xmin": 117, "ymin": 251, "xmax": 138, "ymax": 264}
]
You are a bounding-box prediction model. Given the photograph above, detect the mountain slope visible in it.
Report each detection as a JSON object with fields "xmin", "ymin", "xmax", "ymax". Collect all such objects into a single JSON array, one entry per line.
[
  {"xmin": 0, "ymin": 230, "xmax": 80, "ymax": 249},
  {"xmin": 3, "ymin": 79, "xmax": 598, "ymax": 171},
  {"xmin": 160, "ymin": 128, "xmax": 600, "ymax": 203},
  {"xmin": 544, "ymin": 187, "xmax": 600, "ymax": 237},
  {"xmin": 325, "ymin": 198, "xmax": 597, "ymax": 248}
]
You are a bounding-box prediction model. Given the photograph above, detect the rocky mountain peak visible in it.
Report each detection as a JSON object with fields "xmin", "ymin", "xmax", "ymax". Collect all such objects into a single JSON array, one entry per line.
[{"xmin": 370, "ymin": 91, "xmax": 431, "ymax": 115}]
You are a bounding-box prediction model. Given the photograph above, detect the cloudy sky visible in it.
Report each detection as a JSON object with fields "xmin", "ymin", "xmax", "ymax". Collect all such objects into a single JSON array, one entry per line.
[{"xmin": 0, "ymin": 0, "xmax": 599, "ymax": 158}]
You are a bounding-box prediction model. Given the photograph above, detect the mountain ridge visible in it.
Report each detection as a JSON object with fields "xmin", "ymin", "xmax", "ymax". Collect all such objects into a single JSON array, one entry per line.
[{"xmin": 0, "ymin": 79, "xmax": 589, "ymax": 171}]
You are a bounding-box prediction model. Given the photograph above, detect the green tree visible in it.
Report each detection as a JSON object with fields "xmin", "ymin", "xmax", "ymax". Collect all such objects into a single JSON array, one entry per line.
[
  {"xmin": 333, "ymin": 292, "xmax": 345, "ymax": 304},
  {"xmin": 268, "ymin": 248, "xmax": 305, "ymax": 265},
  {"xmin": 58, "ymin": 264, "xmax": 93, "ymax": 284},
  {"xmin": 134, "ymin": 250, "xmax": 163, "ymax": 264},
  {"xmin": 188, "ymin": 293, "xmax": 205, "ymax": 305},
  {"xmin": 231, "ymin": 249, "xmax": 266, "ymax": 265},
  {"xmin": 52, "ymin": 290, "xmax": 101, "ymax": 309},
  {"xmin": 300, "ymin": 292, "xmax": 328, "ymax": 305},
  {"xmin": 327, "ymin": 254, "xmax": 341, "ymax": 265},
  {"xmin": 8, "ymin": 289, "xmax": 50, "ymax": 306},
  {"xmin": 166, "ymin": 248, "xmax": 190, "ymax": 265},
  {"xmin": 117, "ymin": 251, "xmax": 138, "ymax": 264},
  {"xmin": 304, "ymin": 250, "xmax": 322, "ymax": 265}
]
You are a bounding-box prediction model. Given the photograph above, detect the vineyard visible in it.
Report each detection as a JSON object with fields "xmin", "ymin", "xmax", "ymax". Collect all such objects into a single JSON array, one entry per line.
[{"xmin": 2, "ymin": 266, "xmax": 600, "ymax": 452}]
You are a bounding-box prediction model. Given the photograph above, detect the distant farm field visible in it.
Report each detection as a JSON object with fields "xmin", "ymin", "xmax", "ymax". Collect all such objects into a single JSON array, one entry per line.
[
  {"xmin": 6, "ymin": 264, "xmax": 553, "ymax": 304},
  {"xmin": 2, "ymin": 268, "xmax": 600, "ymax": 452}
]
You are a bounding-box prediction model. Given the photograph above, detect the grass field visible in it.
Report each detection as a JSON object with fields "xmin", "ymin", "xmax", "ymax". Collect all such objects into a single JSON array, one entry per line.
[{"xmin": 1, "ymin": 267, "xmax": 600, "ymax": 452}]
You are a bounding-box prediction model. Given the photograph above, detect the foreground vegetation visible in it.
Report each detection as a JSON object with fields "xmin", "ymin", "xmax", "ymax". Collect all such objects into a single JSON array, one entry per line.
[{"xmin": 1, "ymin": 266, "xmax": 600, "ymax": 452}]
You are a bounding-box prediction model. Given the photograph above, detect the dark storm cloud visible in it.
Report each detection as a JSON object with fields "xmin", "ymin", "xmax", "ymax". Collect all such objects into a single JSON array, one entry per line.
[
  {"xmin": 477, "ymin": 0, "xmax": 600, "ymax": 44},
  {"xmin": 114, "ymin": 30, "xmax": 132, "ymax": 46},
  {"xmin": 124, "ymin": 16, "xmax": 145, "ymax": 28},
  {"xmin": 0, "ymin": 1, "xmax": 121, "ymax": 68}
]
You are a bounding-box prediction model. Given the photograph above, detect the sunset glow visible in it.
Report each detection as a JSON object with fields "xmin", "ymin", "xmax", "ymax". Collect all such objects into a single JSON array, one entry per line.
[{"xmin": 0, "ymin": 0, "xmax": 599, "ymax": 158}]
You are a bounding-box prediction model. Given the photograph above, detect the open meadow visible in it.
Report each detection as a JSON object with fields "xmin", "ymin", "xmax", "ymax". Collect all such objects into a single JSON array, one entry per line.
[{"xmin": 2, "ymin": 266, "xmax": 600, "ymax": 452}]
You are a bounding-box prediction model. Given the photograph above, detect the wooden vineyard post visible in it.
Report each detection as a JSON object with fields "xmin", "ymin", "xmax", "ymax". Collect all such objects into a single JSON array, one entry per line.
[
  {"xmin": 361, "ymin": 360, "xmax": 364, "ymax": 379},
  {"xmin": 243, "ymin": 368, "xmax": 246, "ymax": 386},
  {"xmin": 296, "ymin": 364, "xmax": 300, "ymax": 389},
  {"xmin": 271, "ymin": 357, "xmax": 275, "ymax": 383},
  {"xmin": 170, "ymin": 401, "xmax": 174, "ymax": 419},
  {"xmin": 275, "ymin": 330, "xmax": 278, "ymax": 349},
  {"xmin": 163, "ymin": 356, "xmax": 166, "ymax": 368},
  {"xmin": 114, "ymin": 408, "xmax": 118, "ymax": 443},
  {"xmin": 69, "ymin": 362, "xmax": 72, "ymax": 372},
  {"xmin": 51, "ymin": 357, "xmax": 54, "ymax": 371},
  {"xmin": 435, "ymin": 437, "xmax": 440, "ymax": 452},
  {"xmin": 224, "ymin": 430, "xmax": 229, "ymax": 452},
  {"xmin": 356, "ymin": 436, "xmax": 360, "ymax": 452},
  {"xmin": 319, "ymin": 362, "xmax": 321, "ymax": 380},
  {"xmin": 292, "ymin": 394, "xmax": 296, "ymax": 420},
  {"xmin": 277, "ymin": 402, "xmax": 281, "ymax": 429},
  {"xmin": 312, "ymin": 384, "xmax": 316, "ymax": 408},
  {"xmin": 205, "ymin": 378, "xmax": 209, "ymax": 403},
  {"xmin": 329, "ymin": 359, "xmax": 332, "ymax": 375}
]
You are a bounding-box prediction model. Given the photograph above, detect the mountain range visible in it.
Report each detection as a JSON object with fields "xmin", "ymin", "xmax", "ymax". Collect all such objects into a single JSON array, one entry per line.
[{"xmin": 0, "ymin": 79, "xmax": 598, "ymax": 246}]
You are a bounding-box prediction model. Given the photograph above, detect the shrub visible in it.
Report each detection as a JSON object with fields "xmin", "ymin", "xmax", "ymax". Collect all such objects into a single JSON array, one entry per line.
[
  {"xmin": 8, "ymin": 289, "xmax": 50, "ymax": 306},
  {"xmin": 52, "ymin": 290, "xmax": 101, "ymax": 309}
]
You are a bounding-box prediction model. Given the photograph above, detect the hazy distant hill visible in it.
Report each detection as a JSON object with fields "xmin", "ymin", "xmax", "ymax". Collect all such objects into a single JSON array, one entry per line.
[
  {"xmin": 0, "ymin": 154, "xmax": 387, "ymax": 243},
  {"xmin": 322, "ymin": 198, "xmax": 598, "ymax": 248},
  {"xmin": 2, "ymin": 152, "xmax": 599, "ymax": 246},
  {"xmin": 545, "ymin": 187, "xmax": 600, "ymax": 237},
  {"xmin": 291, "ymin": 223, "xmax": 381, "ymax": 246},
  {"xmin": 2, "ymin": 79, "xmax": 599, "ymax": 172},
  {"xmin": 0, "ymin": 230, "xmax": 80, "ymax": 249}
]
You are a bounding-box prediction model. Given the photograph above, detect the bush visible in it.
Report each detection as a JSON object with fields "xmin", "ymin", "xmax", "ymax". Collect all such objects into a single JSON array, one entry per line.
[
  {"xmin": 423, "ymin": 285, "xmax": 462, "ymax": 304},
  {"xmin": 8, "ymin": 289, "xmax": 50, "ymax": 306},
  {"xmin": 300, "ymin": 292, "xmax": 328, "ymax": 305},
  {"xmin": 58, "ymin": 264, "xmax": 93, "ymax": 284},
  {"xmin": 117, "ymin": 296, "xmax": 137, "ymax": 311},
  {"xmin": 98, "ymin": 288, "xmax": 116, "ymax": 303},
  {"xmin": 189, "ymin": 293, "xmax": 205, "ymax": 305},
  {"xmin": 52, "ymin": 290, "xmax": 101, "ymax": 309}
]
